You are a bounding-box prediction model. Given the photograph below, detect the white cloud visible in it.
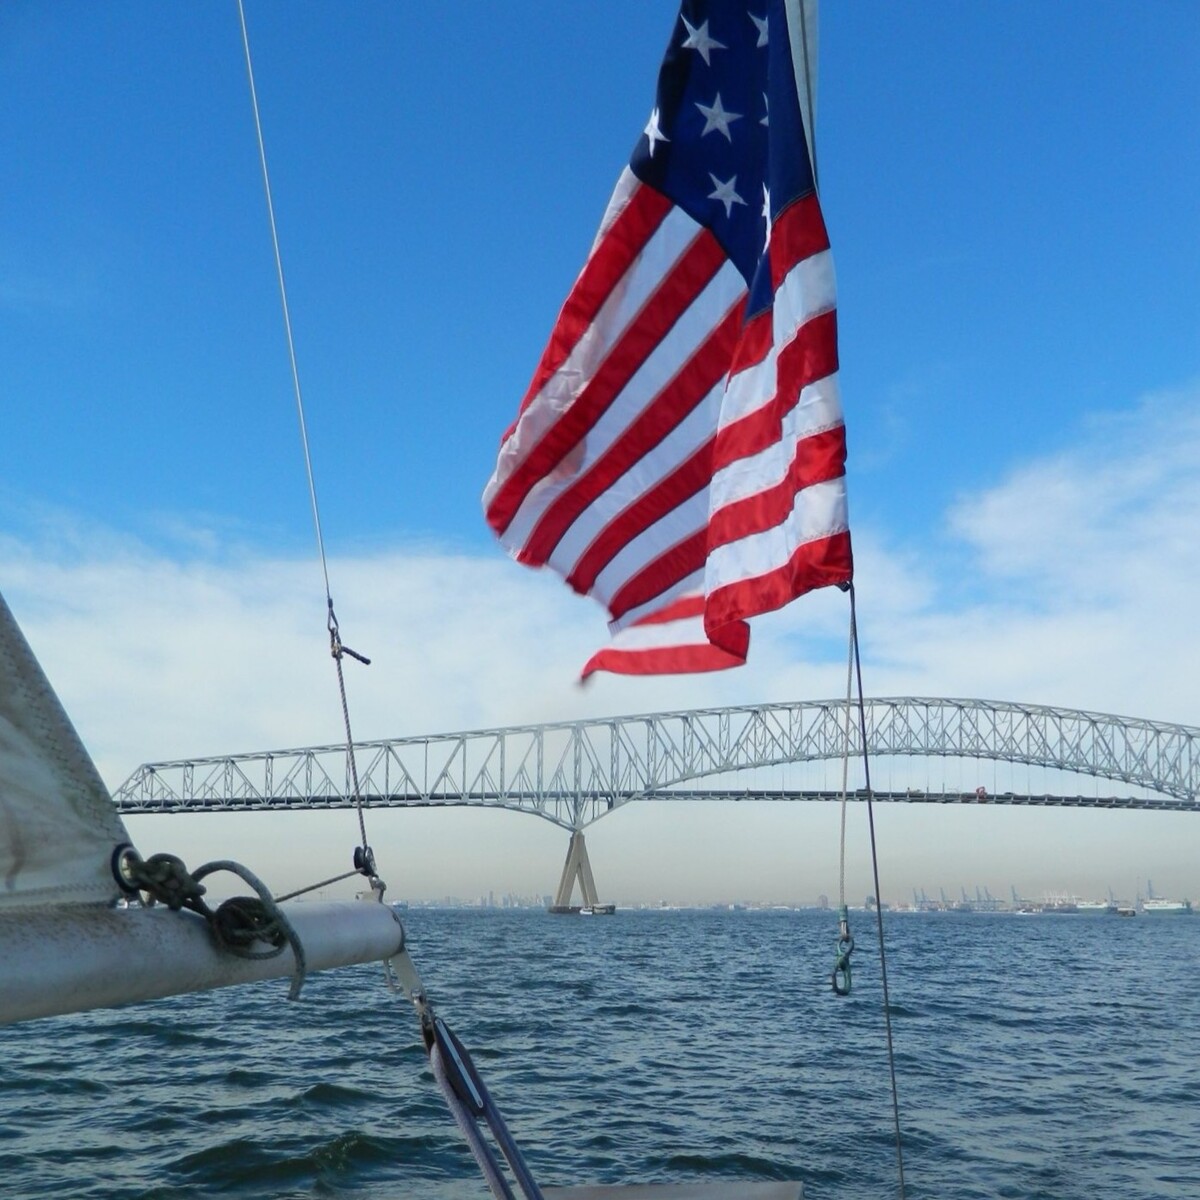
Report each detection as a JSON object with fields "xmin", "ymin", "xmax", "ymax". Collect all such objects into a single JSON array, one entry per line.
[
  {"xmin": 948, "ymin": 382, "xmax": 1200, "ymax": 603},
  {"xmin": 908, "ymin": 382, "xmax": 1200, "ymax": 722}
]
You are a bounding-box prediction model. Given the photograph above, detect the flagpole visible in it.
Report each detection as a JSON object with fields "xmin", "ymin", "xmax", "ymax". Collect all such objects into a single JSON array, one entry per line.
[{"xmin": 784, "ymin": 0, "xmax": 821, "ymax": 187}]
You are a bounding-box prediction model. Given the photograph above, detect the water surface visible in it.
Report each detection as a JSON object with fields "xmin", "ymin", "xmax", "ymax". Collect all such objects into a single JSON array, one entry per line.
[{"xmin": 2, "ymin": 908, "xmax": 1198, "ymax": 1198}]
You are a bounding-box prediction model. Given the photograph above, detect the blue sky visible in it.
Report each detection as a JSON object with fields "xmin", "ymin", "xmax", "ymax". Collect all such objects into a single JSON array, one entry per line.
[{"xmin": 1, "ymin": 2, "xmax": 1198, "ymax": 905}]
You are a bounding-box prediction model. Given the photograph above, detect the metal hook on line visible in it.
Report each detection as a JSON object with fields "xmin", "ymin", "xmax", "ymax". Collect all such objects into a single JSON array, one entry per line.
[
  {"xmin": 832, "ymin": 905, "xmax": 854, "ymax": 996},
  {"xmin": 328, "ymin": 625, "xmax": 371, "ymax": 666},
  {"xmin": 326, "ymin": 601, "xmax": 372, "ymax": 665}
]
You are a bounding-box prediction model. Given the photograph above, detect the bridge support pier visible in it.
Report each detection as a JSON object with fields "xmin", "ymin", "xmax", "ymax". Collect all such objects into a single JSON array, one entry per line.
[{"xmin": 549, "ymin": 831, "xmax": 614, "ymax": 914}]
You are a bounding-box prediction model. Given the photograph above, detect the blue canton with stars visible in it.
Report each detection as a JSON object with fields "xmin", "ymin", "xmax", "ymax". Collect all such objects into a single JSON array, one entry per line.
[{"xmin": 630, "ymin": 0, "xmax": 816, "ymax": 318}]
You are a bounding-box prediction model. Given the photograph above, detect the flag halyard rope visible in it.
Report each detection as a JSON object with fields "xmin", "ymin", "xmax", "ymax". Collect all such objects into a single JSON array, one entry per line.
[
  {"xmin": 232, "ymin": 15, "xmax": 545, "ymax": 1197},
  {"xmin": 833, "ymin": 599, "xmax": 855, "ymax": 996},
  {"xmin": 846, "ymin": 583, "xmax": 907, "ymax": 1198},
  {"xmin": 236, "ymin": 0, "xmax": 374, "ymax": 871}
]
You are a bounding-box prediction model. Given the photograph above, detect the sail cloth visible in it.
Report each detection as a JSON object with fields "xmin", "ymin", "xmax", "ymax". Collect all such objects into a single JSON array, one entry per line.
[
  {"xmin": 483, "ymin": 0, "xmax": 851, "ymax": 677},
  {"xmin": 0, "ymin": 590, "xmax": 130, "ymax": 908}
]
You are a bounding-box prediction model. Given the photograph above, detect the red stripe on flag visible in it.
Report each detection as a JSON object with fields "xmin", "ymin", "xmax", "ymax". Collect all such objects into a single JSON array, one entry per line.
[
  {"xmin": 705, "ymin": 529, "xmax": 853, "ymax": 632},
  {"xmin": 567, "ymin": 440, "xmax": 713, "ymax": 596},
  {"xmin": 707, "ymin": 426, "xmax": 848, "ymax": 550},
  {"xmin": 581, "ymin": 634, "xmax": 747, "ymax": 678},
  {"xmin": 635, "ymin": 593, "xmax": 705, "ymax": 624},
  {"xmin": 769, "ymin": 193, "xmax": 831, "ymax": 291},
  {"xmin": 607, "ymin": 527, "xmax": 708, "ymax": 622},
  {"xmin": 521, "ymin": 302, "xmax": 745, "ymax": 565},
  {"xmin": 487, "ymin": 228, "xmax": 727, "ymax": 537},
  {"xmin": 725, "ymin": 306, "xmax": 772, "ymax": 378},
  {"xmin": 712, "ymin": 309, "xmax": 839, "ymax": 471},
  {"xmin": 508, "ymin": 184, "xmax": 673, "ymax": 434},
  {"xmin": 580, "ymin": 606, "xmax": 749, "ymax": 678}
]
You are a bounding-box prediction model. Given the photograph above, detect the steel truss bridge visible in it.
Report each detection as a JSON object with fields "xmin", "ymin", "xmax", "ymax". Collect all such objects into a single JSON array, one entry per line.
[{"xmin": 114, "ymin": 697, "xmax": 1200, "ymax": 830}]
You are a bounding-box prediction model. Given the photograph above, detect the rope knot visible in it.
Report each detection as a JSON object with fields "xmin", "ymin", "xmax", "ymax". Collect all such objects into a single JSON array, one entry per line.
[
  {"xmin": 212, "ymin": 896, "xmax": 288, "ymax": 954},
  {"xmin": 110, "ymin": 849, "xmax": 307, "ymax": 1000},
  {"xmin": 128, "ymin": 852, "xmax": 208, "ymax": 913}
]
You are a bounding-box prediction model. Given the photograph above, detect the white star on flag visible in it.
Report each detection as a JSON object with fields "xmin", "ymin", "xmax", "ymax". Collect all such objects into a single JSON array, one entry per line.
[
  {"xmin": 707, "ymin": 172, "xmax": 745, "ymax": 217},
  {"xmin": 681, "ymin": 17, "xmax": 726, "ymax": 65},
  {"xmin": 696, "ymin": 92, "xmax": 742, "ymax": 141},
  {"xmin": 644, "ymin": 107, "xmax": 669, "ymax": 156}
]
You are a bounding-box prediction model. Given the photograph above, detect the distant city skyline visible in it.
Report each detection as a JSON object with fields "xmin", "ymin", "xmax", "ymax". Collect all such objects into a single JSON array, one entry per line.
[{"xmin": 375, "ymin": 882, "xmax": 1191, "ymax": 911}]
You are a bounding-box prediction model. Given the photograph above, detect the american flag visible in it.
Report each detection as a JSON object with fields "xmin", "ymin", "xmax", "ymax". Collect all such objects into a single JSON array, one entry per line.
[{"xmin": 484, "ymin": 0, "xmax": 851, "ymax": 677}]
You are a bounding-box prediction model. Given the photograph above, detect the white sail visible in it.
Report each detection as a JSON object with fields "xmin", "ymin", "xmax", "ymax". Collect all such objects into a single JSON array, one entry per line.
[
  {"xmin": 0, "ymin": 589, "xmax": 131, "ymax": 909},
  {"xmin": 0, "ymin": 587, "xmax": 412, "ymax": 1025}
]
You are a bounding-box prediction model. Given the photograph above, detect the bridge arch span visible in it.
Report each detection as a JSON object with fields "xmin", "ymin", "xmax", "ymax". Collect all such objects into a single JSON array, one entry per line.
[
  {"xmin": 624, "ymin": 697, "xmax": 1198, "ymax": 813},
  {"xmin": 114, "ymin": 697, "xmax": 1200, "ymax": 829}
]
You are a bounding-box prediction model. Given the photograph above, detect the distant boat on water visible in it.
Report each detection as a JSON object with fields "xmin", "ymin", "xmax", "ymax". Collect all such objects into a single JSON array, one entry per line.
[{"xmin": 1140, "ymin": 881, "xmax": 1193, "ymax": 916}]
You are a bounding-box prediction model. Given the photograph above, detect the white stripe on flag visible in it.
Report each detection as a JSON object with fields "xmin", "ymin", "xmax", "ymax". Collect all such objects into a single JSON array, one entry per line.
[
  {"xmin": 709, "ymin": 376, "xmax": 843, "ymax": 511},
  {"xmin": 502, "ymin": 258, "xmax": 745, "ymax": 555},
  {"xmin": 705, "ymin": 476, "xmax": 848, "ymax": 594}
]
